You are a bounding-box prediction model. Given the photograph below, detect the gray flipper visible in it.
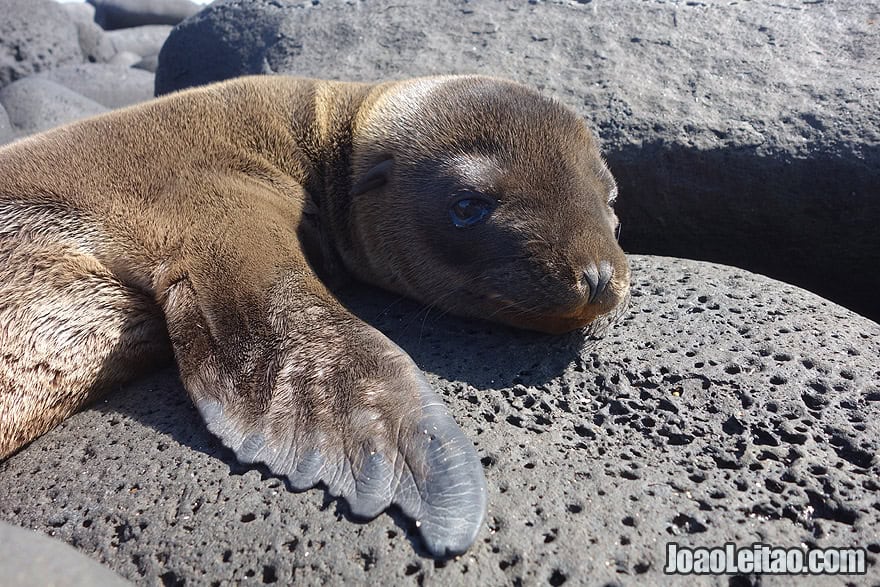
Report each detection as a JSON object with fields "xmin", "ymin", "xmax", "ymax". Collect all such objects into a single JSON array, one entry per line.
[{"xmin": 160, "ymin": 223, "xmax": 486, "ymax": 557}]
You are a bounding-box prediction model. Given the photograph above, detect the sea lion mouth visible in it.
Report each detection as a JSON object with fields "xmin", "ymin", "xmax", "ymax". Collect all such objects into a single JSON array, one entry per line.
[
  {"xmin": 504, "ymin": 305, "xmax": 622, "ymax": 336},
  {"xmin": 462, "ymin": 289, "xmax": 631, "ymax": 336}
]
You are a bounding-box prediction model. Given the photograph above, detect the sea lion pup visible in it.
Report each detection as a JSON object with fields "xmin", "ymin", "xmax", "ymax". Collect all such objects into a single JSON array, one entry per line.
[{"xmin": 0, "ymin": 75, "xmax": 629, "ymax": 556}]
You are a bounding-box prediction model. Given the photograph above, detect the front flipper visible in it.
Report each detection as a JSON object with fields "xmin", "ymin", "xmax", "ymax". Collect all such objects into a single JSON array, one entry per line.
[{"xmin": 158, "ymin": 197, "xmax": 486, "ymax": 557}]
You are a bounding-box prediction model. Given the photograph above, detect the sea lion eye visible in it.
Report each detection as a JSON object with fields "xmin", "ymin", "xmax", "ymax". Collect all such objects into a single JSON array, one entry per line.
[{"xmin": 450, "ymin": 194, "xmax": 494, "ymax": 228}]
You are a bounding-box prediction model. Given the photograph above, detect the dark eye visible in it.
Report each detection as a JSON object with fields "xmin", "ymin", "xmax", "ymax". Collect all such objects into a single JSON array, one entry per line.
[{"xmin": 449, "ymin": 194, "xmax": 494, "ymax": 228}]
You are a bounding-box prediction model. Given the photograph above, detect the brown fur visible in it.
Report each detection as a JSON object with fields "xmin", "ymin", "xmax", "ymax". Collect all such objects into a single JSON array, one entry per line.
[{"xmin": 0, "ymin": 75, "xmax": 628, "ymax": 460}]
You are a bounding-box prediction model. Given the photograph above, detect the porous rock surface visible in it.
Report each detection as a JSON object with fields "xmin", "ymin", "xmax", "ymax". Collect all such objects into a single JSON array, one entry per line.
[
  {"xmin": 1, "ymin": 256, "xmax": 878, "ymax": 585},
  {"xmin": 156, "ymin": 0, "xmax": 880, "ymax": 322},
  {"xmin": 0, "ymin": 0, "xmax": 83, "ymax": 88}
]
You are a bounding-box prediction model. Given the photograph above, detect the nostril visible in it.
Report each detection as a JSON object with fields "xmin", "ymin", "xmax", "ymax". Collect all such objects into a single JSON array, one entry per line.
[{"xmin": 582, "ymin": 261, "xmax": 613, "ymax": 304}]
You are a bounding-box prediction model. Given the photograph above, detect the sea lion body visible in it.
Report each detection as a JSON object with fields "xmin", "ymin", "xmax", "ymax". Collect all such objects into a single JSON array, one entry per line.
[{"xmin": 0, "ymin": 75, "xmax": 629, "ymax": 556}]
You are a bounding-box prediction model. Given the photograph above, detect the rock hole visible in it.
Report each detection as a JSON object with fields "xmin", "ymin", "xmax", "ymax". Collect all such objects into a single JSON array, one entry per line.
[
  {"xmin": 751, "ymin": 426, "xmax": 779, "ymax": 446},
  {"xmin": 114, "ymin": 522, "xmax": 134, "ymax": 544},
  {"xmin": 728, "ymin": 575, "xmax": 755, "ymax": 587},
  {"xmin": 359, "ymin": 550, "xmax": 377, "ymax": 571},
  {"xmin": 764, "ymin": 479, "xmax": 784, "ymax": 493},
  {"xmin": 805, "ymin": 490, "xmax": 858, "ymax": 525},
  {"xmin": 160, "ymin": 572, "xmax": 184, "ymax": 587},
  {"xmin": 801, "ymin": 393, "xmax": 827, "ymax": 410},
  {"xmin": 499, "ymin": 555, "xmax": 520, "ymax": 570},
  {"xmin": 722, "ymin": 416, "xmax": 745, "ymax": 435},
  {"xmin": 670, "ymin": 513, "xmax": 707, "ymax": 534},
  {"xmin": 574, "ymin": 424, "xmax": 595, "ymax": 438},
  {"xmin": 828, "ymin": 435, "xmax": 874, "ymax": 469},
  {"xmin": 620, "ymin": 468, "xmax": 640, "ymax": 480},
  {"xmin": 262, "ymin": 565, "xmax": 278, "ymax": 584},
  {"xmin": 548, "ymin": 569, "xmax": 567, "ymax": 585}
]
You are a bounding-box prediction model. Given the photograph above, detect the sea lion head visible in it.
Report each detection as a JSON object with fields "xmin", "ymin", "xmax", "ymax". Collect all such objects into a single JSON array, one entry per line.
[{"xmin": 345, "ymin": 75, "xmax": 630, "ymax": 335}]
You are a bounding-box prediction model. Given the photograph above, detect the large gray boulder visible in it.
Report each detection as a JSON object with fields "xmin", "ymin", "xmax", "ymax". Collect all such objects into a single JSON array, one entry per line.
[
  {"xmin": 0, "ymin": 78, "xmax": 108, "ymax": 137},
  {"xmin": 0, "ymin": 104, "xmax": 13, "ymax": 146},
  {"xmin": 63, "ymin": 2, "xmax": 119, "ymax": 65},
  {"xmin": 36, "ymin": 64, "xmax": 155, "ymax": 109},
  {"xmin": 1, "ymin": 256, "xmax": 877, "ymax": 584},
  {"xmin": 106, "ymin": 25, "xmax": 174, "ymax": 61},
  {"xmin": 88, "ymin": 0, "xmax": 201, "ymax": 30},
  {"xmin": 0, "ymin": 0, "xmax": 83, "ymax": 89},
  {"xmin": 155, "ymin": 0, "xmax": 880, "ymax": 323}
]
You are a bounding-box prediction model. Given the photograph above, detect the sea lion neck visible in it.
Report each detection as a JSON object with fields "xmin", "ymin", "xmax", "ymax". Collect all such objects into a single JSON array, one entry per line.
[
  {"xmin": 295, "ymin": 79, "xmax": 395, "ymax": 286},
  {"xmin": 209, "ymin": 76, "xmax": 378, "ymax": 284}
]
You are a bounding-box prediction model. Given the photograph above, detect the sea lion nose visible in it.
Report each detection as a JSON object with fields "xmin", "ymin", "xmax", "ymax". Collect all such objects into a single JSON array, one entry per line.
[{"xmin": 581, "ymin": 260, "xmax": 613, "ymax": 304}]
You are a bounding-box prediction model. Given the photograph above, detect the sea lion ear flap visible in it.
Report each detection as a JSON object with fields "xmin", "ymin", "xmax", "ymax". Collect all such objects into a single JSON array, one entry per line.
[{"xmin": 352, "ymin": 157, "xmax": 394, "ymax": 196}]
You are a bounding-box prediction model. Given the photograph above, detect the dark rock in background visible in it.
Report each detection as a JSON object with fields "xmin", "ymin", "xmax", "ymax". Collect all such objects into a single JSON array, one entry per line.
[
  {"xmin": 88, "ymin": 0, "xmax": 200, "ymax": 30},
  {"xmin": 0, "ymin": 77, "xmax": 108, "ymax": 137},
  {"xmin": 156, "ymin": 0, "xmax": 880, "ymax": 322},
  {"xmin": 36, "ymin": 63, "xmax": 155, "ymax": 109},
  {"xmin": 0, "ymin": 0, "xmax": 83, "ymax": 89},
  {"xmin": 2, "ymin": 256, "xmax": 877, "ymax": 584}
]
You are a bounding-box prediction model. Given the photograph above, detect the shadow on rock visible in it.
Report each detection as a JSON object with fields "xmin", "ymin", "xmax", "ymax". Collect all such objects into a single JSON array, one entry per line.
[
  {"xmin": 90, "ymin": 370, "xmax": 439, "ymax": 554},
  {"xmin": 609, "ymin": 141, "xmax": 880, "ymax": 323},
  {"xmin": 89, "ymin": 282, "xmax": 594, "ymax": 557},
  {"xmin": 336, "ymin": 282, "xmax": 589, "ymax": 389}
]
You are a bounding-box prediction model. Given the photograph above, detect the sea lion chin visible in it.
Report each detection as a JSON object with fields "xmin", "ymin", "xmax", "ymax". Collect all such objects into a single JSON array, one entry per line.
[{"xmin": 0, "ymin": 74, "xmax": 629, "ymax": 558}]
